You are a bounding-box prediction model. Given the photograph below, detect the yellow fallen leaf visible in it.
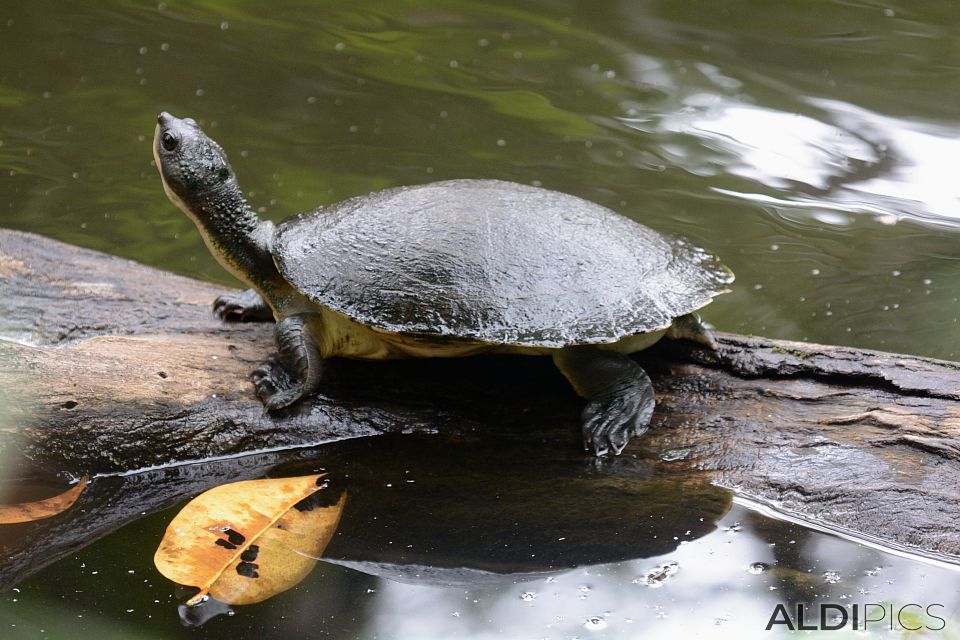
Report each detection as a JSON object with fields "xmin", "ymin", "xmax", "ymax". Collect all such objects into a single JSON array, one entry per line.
[
  {"xmin": 0, "ymin": 476, "xmax": 89, "ymax": 524},
  {"xmin": 154, "ymin": 474, "xmax": 345, "ymax": 605}
]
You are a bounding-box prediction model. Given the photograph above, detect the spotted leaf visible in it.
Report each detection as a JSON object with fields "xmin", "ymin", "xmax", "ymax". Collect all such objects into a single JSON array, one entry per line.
[{"xmin": 154, "ymin": 474, "xmax": 345, "ymax": 605}]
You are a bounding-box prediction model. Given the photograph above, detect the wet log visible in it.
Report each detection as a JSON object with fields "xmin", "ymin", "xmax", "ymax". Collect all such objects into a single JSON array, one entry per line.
[{"xmin": 1, "ymin": 228, "xmax": 958, "ymax": 564}]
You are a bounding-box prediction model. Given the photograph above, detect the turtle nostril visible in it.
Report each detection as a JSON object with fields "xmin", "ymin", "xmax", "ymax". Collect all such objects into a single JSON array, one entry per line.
[{"xmin": 157, "ymin": 111, "xmax": 172, "ymax": 125}]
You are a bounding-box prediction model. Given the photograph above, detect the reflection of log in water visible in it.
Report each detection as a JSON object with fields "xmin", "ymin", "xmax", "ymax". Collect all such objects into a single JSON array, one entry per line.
[
  {"xmin": 289, "ymin": 435, "xmax": 731, "ymax": 585},
  {"xmin": 1, "ymin": 228, "xmax": 959, "ymax": 567},
  {"xmin": 0, "ymin": 435, "xmax": 732, "ymax": 594}
]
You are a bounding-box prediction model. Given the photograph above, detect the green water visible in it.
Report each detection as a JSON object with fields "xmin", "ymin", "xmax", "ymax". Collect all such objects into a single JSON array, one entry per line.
[
  {"xmin": 2, "ymin": 0, "xmax": 960, "ymax": 637},
  {"xmin": 3, "ymin": 0, "xmax": 960, "ymax": 357}
]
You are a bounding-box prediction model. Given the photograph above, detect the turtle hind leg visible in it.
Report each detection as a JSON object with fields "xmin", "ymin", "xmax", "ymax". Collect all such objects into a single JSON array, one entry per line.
[
  {"xmin": 213, "ymin": 288, "xmax": 274, "ymax": 322},
  {"xmin": 552, "ymin": 346, "xmax": 656, "ymax": 456},
  {"xmin": 666, "ymin": 313, "xmax": 717, "ymax": 350},
  {"xmin": 252, "ymin": 313, "xmax": 323, "ymax": 411}
]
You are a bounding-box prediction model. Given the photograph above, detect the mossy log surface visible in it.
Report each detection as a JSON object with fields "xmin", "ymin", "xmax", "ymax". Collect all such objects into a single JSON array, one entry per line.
[{"xmin": 1, "ymin": 228, "xmax": 959, "ymax": 568}]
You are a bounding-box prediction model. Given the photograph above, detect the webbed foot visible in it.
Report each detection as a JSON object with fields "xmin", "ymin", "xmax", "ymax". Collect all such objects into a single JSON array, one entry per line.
[
  {"xmin": 553, "ymin": 346, "xmax": 656, "ymax": 456},
  {"xmin": 251, "ymin": 314, "xmax": 322, "ymax": 411},
  {"xmin": 581, "ymin": 380, "xmax": 655, "ymax": 455},
  {"xmin": 252, "ymin": 356, "xmax": 307, "ymax": 410},
  {"xmin": 214, "ymin": 288, "xmax": 274, "ymax": 322}
]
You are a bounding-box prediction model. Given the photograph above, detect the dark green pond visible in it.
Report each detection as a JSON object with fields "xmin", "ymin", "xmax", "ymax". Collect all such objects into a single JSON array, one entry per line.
[{"xmin": 2, "ymin": 0, "xmax": 960, "ymax": 637}]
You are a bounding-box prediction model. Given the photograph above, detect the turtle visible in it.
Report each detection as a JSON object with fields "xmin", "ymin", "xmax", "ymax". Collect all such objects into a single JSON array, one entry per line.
[{"xmin": 153, "ymin": 112, "xmax": 734, "ymax": 455}]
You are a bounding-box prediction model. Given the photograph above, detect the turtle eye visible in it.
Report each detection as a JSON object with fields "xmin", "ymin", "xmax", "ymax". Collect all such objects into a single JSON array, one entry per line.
[{"xmin": 161, "ymin": 131, "xmax": 179, "ymax": 151}]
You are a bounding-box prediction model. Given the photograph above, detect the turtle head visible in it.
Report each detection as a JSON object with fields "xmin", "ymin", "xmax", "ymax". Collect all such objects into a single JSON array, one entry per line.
[
  {"xmin": 154, "ymin": 113, "xmax": 276, "ymax": 290},
  {"xmin": 154, "ymin": 112, "xmax": 239, "ymax": 221}
]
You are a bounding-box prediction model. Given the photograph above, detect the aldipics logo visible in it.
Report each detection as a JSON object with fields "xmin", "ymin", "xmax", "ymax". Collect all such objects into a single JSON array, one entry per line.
[{"xmin": 765, "ymin": 603, "xmax": 947, "ymax": 631}]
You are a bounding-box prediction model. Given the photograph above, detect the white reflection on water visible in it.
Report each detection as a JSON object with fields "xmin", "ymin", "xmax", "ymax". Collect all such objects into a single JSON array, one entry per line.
[
  {"xmin": 634, "ymin": 98, "xmax": 881, "ymax": 191},
  {"xmin": 619, "ymin": 53, "xmax": 960, "ymax": 227},
  {"xmin": 714, "ymin": 99, "xmax": 960, "ymax": 228},
  {"xmin": 357, "ymin": 505, "xmax": 960, "ymax": 639},
  {"xmin": 808, "ymin": 98, "xmax": 960, "ymax": 224}
]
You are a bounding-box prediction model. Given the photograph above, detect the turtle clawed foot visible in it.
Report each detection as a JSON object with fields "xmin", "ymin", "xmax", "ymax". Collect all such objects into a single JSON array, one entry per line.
[
  {"xmin": 252, "ymin": 356, "xmax": 305, "ymax": 411},
  {"xmin": 214, "ymin": 289, "xmax": 274, "ymax": 322},
  {"xmin": 553, "ymin": 347, "xmax": 657, "ymax": 457},
  {"xmin": 581, "ymin": 385, "xmax": 655, "ymax": 456}
]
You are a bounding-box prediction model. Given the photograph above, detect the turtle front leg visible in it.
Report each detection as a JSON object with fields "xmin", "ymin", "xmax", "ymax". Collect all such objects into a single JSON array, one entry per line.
[
  {"xmin": 213, "ymin": 288, "xmax": 274, "ymax": 322},
  {"xmin": 553, "ymin": 346, "xmax": 656, "ymax": 456},
  {"xmin": 252, "ymin": 313, "xmax": 323, "ymax": 411}
]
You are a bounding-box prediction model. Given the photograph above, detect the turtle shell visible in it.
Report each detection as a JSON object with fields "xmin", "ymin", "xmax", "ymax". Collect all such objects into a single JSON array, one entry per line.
[{"xmin": 274, "ymin": 180, "xmax": 733, "ymax": 346}]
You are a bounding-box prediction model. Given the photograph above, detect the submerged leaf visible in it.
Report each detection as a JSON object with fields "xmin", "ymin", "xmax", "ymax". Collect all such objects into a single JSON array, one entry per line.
[
  {"xmin": 0, "ymin": 476, "xmax": 89, "ymax": 524},
  {"xmin": 154, "ymin": 474, "xmax": 345, "ymax": 605}
]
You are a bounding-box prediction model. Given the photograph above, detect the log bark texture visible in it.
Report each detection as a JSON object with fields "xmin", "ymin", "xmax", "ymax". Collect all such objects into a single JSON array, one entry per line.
[{"xmin": 1, "ymin": 228, "xmax": 959, "ymax": 564}]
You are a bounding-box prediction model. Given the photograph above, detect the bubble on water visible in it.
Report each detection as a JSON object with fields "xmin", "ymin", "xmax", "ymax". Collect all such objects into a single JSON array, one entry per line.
[
  {"xmin": 823, "ymin": 571, "xmax": 842, "ymax": 584},
  {"xmin": 520, "ymin": 591, "xmax": 537, "ymax": 602},
  {"xmin": 220, "ymin": 21, "xmax": 229, "ymax": 30},
  {"xmin": 747, "ymin": 562, "xmax": 769, "ymax": 575},
  {"xmin": 584, "ymin": 616, "xmax": 608, "ymax": 631},
  {"xmin": 723, "ymin": 522, "xmax": 742, "ymax": 533},
  {"xmin": 633, "ymin": 561, "xmax": 679, "ymax": 587}
]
